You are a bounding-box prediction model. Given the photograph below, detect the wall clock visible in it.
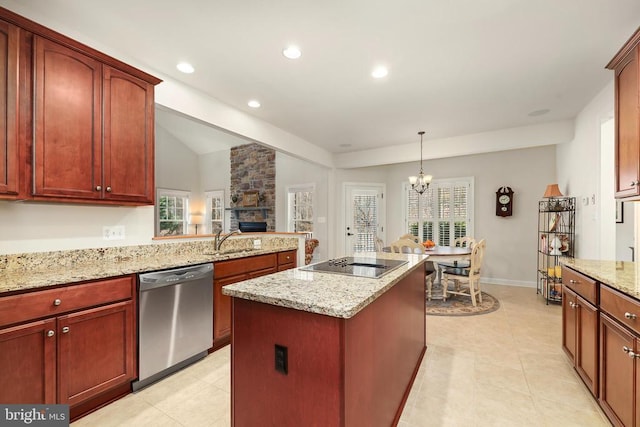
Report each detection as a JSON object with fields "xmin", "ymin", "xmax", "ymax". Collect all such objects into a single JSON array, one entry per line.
[{"xmin": 496, "ymin": 186, "xmax": 514, "ymax": 217}]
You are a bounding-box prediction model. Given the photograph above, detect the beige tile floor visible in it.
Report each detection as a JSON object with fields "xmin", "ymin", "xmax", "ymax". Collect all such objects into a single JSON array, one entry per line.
[{"xmin": 73, "ymin": 284, "xmax": 610, "ymax": 426}]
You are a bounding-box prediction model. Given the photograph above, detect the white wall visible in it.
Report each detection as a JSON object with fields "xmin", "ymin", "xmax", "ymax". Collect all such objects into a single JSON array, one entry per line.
[
  {"xmin": 617, "ymin": 202, "xmax": 635, "ymax": 261},
  {"xmin": 275, "ymin": 152, "xmax": 330, "ymax": 262},
  {"xmin": 334, "ymin": 146, "xmax": 556, "ymax": 286},
  {"xmin": 199, "ymin": 149, "xmax": 231, "ymax": 231},
  {"xmin": 556, "ymin": 81, "xmax": 616, "ymax": 260}
]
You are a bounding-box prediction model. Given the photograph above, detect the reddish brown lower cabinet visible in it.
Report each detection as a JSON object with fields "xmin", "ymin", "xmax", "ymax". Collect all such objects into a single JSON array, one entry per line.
[
  {"xmin": 0, "ymin": 318, "xmax": 56, "ymax": 403},
  {"xmin": 0, "ymin": 275, "xmax": 136, "ymax": 421},
  {"xmin": 562, "ymin": 286, "xmax": 598, "ymax": 396},
  {"xmin": 600, "ymin": 313, "xmax": 638, "ymax": 427},
  {"xmin": 212, "ymin": 250, "xmax": 297, "ymax": 350}
]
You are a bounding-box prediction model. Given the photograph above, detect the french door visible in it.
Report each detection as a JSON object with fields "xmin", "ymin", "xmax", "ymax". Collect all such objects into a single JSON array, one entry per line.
[{"xmin": 344, "ymin": 184, "xmax": 385, "ymax": 256}]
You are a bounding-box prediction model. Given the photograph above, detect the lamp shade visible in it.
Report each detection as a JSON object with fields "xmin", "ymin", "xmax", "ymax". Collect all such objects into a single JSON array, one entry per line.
[
  {"xmin": 543, "ymin": 184, "xmax": 563, "ymax": 198},
  {"xmin": 188, "ymin": 214, "xmax": 204, "ymax": 225}
]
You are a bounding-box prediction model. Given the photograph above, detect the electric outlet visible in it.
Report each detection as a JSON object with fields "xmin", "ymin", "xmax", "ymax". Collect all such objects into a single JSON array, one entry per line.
[
  {"xmin": 253, "ymin": 239, "xmax": 262, "ymax": 249},
  {"xmin": 275, "ymin": 344, "xmax": 288, "ymax": 375},
  {"xmin": 103, "ymin": 225, "xmax": 125, "ymax": 240}
]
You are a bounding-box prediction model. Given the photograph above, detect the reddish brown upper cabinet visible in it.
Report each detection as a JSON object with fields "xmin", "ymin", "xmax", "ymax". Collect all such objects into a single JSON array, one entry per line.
[
  {"xmin": 0, "ymin": 18, "xmax": 20, "ymax": 199},
  {"xmin": 0, "ymin": 6, "xmax": 161, "ymax": 205},
  {"xmin": 607, "ymin": 27, "xmax": 640, "ymax": 199}
]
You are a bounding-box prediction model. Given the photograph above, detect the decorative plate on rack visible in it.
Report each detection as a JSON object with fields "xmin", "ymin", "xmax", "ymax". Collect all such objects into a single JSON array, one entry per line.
[{"xmin": 549, "ymin": 213, "xmax": 559, "ymax": 232}]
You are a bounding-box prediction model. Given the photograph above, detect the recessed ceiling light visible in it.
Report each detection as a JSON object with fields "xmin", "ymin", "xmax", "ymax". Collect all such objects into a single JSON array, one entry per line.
[
  {"xmin": 371, "ymin": 66, "xmax": 388, "ymax": 79},
  {"xmin": 282, "ymin": 46, "xmax": 302, "ymax": 59},
  {"xmin": 176, "ymin": 62, "xmax": 195, "ymax": 74},
  {"xmin": 528, "ymin": 109, "xmax": 550, "ymax": 117},
  {"xmin": 248, "ymin": 100, "xmax": 261, "ymax": 108}
]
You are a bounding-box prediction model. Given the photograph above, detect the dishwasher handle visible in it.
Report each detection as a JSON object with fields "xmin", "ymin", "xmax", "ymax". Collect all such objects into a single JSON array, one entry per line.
[{"xmin": 139, "ymin": 263, "xmax": 214, "ymax": 292}]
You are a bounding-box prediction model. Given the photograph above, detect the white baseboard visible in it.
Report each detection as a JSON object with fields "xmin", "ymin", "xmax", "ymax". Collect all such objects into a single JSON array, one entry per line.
[{"xmin": 480, "ymin": 277, "xmax": 536, "ymax": 288}]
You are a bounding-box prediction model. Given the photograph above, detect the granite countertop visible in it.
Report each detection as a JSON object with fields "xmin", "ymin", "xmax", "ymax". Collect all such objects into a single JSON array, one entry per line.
[
  {"xmin": 561, "ymin": 258, "xmax": 640, "ymax": 299},
  {"xmin": 0, "ymin": 246, "xmax": 296, "ymax": 295},
  {"xmin": 222, "ymin": 252, "xmax": 428, "ymax": 319}
]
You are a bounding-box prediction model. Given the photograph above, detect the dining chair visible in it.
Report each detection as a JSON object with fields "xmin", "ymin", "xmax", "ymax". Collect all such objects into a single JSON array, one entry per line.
[
  {"xmin": 398, "ymin": 233, "xmax": 420, "ymax": 243},
  {"xmin": 388, "ymin": 238, "xmax": 437, "ymax": 301},
  {"xmin": 442, "ymin": 238, "xmax": 486, "ymax": 306},
  {"xmin": 437, "ymin": 236, "xmax": 476, "ymax": 276},
  {"xmin": 374, "ymin": 237, "xmax": 385, "ymax": 252}
]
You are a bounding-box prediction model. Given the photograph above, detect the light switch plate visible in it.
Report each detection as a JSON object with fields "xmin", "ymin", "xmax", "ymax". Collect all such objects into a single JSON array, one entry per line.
[{"xmin": 103, "ymin": 225, "xmax": 125, "ymax": 240}]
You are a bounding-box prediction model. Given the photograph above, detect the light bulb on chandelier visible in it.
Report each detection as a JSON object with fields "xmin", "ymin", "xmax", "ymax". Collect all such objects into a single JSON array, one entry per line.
[{"xmin": 408, "ymin": 131, "xmax": 433, "ymax": 194}]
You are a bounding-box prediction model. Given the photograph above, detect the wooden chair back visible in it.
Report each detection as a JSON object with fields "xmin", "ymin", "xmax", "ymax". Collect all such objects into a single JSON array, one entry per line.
[
  {"xmin": 468, "ymin": 239, "xmax": 486, "ymax": 277},
  {"xmin": 389, "ymin": 238, "xmax": 425, "ymax": 254},
  {"xmin": 398, "ymin": 233, "xmax": 420, "ymax": 243},
  {"xmin": 454, "ymin": 236, "xmax": 476, "ymax": 249}
]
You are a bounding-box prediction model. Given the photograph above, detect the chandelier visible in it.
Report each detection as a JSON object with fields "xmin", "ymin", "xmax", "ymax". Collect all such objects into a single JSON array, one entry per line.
[{"xmin": 408, "ymin": 131, "xmax": 432, "ymax": 194}]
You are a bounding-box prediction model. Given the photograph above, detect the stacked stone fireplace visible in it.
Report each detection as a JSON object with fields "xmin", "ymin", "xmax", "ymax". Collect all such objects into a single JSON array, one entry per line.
[{"xmin": 230, "ymin": 143, "xmax": 275, "ymax": 231}]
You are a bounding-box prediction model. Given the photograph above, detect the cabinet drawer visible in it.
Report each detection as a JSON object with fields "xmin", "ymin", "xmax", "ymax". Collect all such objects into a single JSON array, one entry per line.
[
  {"xmin": 562, "ymin": 267, "xmax": 597, "ymax": 305},
  {"xmin": 215, "ymin": 254, "xmax": 277, "ymax": 279},
  {"xmin": 0, "ymin": 275, "xmax": 134, "ymax": 327},
  {"xmin": 277, "ymin": 250, "xmax": 296, "ymax": 266},
  {"xmin": 600, "ymin": 285, "xmax": 640, "ymax": 335}
]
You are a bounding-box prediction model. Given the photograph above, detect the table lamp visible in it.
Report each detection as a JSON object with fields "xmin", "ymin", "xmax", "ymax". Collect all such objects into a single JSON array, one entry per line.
[{"xmin": 189, "ymin": 214, "xmax": 204, "ymax": 235}]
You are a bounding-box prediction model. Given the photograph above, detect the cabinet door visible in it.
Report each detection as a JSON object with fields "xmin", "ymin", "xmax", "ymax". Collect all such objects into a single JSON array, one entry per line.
[
  {"xmin": 562, "ymin": 286, "xmax": 577, "ymax": 363},
  {"xmin": 0, "ymin": 318, "xmax": 56, "ymax": 403},
  {"xmin": 0, "ymin": 19, "xmax": 19, "ymax": 197},
  {"xmin": 103, "ymin": 66, "xmax": 154, "ymax": 204},
  {"xmin": 576, "ymin": 295, "xmax": 598, "ymax": 397},
  {"xmin": 214, "ymin": 273, "xmax": 249, "ymax": 345},
  {"xmin": 57, "ymin": 300, "xmax": 135, "ymax": 407},
  {"xmin": 600, "ymin": 313, "xmax": 635, "ymax": 427},
  {"xmin": 33, "ymin": 36, "xmax": 102, "ymax": 200},
  {"xmin": 614, "ymin": 46, "xmax": 640, "ymax": 198}
]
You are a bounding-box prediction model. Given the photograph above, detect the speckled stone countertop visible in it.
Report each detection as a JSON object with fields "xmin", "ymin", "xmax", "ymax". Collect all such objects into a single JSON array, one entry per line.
[
  {"xmin": 561, "ymin": 258, "xmax": 640, "ymax": 299},
  {"xmin": 222, "ymin": 252, "xmax": 428, "ymax": 319},
  {"xmin": 0, "ymin": 237, "xmax": 299, "ymax": 295}
]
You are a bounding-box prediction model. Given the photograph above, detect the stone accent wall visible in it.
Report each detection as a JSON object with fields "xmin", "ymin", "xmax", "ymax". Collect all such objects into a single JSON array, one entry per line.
[{"xmin": 230, "ymin": 143, "xmax": 276, "ymax": 231}]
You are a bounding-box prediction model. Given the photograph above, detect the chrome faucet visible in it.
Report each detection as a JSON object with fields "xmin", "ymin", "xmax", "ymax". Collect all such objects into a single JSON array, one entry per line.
[{"xmin": 214, "ymin": 229, "xmax": 242, "ymax": 251}]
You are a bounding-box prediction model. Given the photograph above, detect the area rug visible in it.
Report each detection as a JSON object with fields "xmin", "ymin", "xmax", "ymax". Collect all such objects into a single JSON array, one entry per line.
[{"xmin": 426, "ymin": 282, "xmax": 500, "ymax": 316}]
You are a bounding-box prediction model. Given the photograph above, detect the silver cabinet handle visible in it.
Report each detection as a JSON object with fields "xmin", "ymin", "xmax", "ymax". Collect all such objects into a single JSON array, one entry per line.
[
  {"xmin": 106, "ymin": 186, "xmax": 112, "ymax": 192},
  {"xmin": 569, "ymin": 279, "xmax": 579, "ymax": 284},
  {"xmin": 568, "ymin": 301, "xmax": 578, "ymax": 309},
  {"xmin": 62, "ymin": 326, "xmax": 70, "ymax": 333},
  {"xmin": 625, "ymin": 312, "xmax": 637, "ymax": 320},
  {"xmin": 47, "ymin": 330, "xmax": 55, "ymax": 337},
  {"xmin": 623, "ymin": 346, "xmax": 640, "ymax": 358},
  {"xmin": 631, "ymin": 181, "xmax": 639, "ymax": 187},
  {"xmin": 96, "ymin": 185, "xmax": 102, "ymax": 191},
  {"xmin": 53, "ymin": 299, "xmax": 61, "ymax": 306}
]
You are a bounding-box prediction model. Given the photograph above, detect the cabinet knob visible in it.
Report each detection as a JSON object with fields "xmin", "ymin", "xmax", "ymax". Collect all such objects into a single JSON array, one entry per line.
[
  {"xmin": 569, "ymin": 279, "xmax": 579, "ymax": 284},
  {"xmin": 47, "ymin": 330, "xmax": 55, "ymax": 337},
  {"xmin": 53, "ymin": 299, "xmax": 62, "ymax": 306},
  {"xmin": 62, "ymin": 326, "xmax": 70, "ymax": 334},
  {"xmin": 631, "ymin": 181, "xmax": 639, "ymax": 187},
  {"xmin": 106, "ymin": 186, "xmax": 112, "ymax": 192},
  {"xmin": 625, "ymin": 312, "xmax": 637, "ymax": 320},
  {"xmin": 623, "ymin": 346, "xmax": 640, "ymax": 358},
  {"xmin": 568, "ymin": 301, "xmax": 578, "ymax": 309},
  {"xmin": 96, "ymin": 185, "xmax": 102, "ymax": 191}
]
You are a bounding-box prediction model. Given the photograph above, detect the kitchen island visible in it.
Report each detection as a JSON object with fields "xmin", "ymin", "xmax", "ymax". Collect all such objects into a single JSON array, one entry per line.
[{"xmin": 222, "ymin": 252, "xmax": 428, "ymax": 427}]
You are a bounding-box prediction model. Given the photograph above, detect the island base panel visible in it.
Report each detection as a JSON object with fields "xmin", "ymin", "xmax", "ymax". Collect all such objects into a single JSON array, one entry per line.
[{"xmin": 231, "ymin": 267, "xmax": 426, "ymax": 426}]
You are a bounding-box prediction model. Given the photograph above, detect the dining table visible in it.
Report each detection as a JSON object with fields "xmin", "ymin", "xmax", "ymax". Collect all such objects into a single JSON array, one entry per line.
[{"xmin": 383, "ymin": 245, "xmax": 472, "ymax": 300}]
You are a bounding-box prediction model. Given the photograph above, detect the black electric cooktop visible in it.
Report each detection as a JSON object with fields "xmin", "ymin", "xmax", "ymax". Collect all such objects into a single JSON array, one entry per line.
[{"xmin": 300, "ymin": 257, "xmax": 408, "ymax": 279}]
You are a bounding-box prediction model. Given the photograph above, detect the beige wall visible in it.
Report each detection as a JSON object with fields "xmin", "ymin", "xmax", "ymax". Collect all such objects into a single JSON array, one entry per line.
[{"xmin": 334, "ymin": 145, "xmax": 556, "ymax": 286}]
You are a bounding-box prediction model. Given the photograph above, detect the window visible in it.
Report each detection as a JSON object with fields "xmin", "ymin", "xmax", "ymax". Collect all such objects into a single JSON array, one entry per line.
[
  {"xmin": 205, "ymin": 190, "xmax": 225, "ymax": 234},
  {"xmin": 287, "ymin": 184, "xmax": 314, "ymax": 234},
  {"xmin": 156, "ymin": 189, "xmax": 190, "ymax": 236},
  {"xmin": 404, "ymin": 177, "xmax": 473, "ymax": 245}
]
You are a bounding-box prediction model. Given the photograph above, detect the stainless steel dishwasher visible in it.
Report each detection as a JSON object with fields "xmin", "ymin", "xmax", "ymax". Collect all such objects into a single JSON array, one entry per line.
[{"xmin": 133, "ymin": 263, "xmax": 213, "ymax": 391}]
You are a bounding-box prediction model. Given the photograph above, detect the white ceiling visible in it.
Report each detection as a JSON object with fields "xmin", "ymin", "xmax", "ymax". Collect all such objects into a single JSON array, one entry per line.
[{"xmin": 4, "ymin": 0, "xmax": 640, "ymax": 157}]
